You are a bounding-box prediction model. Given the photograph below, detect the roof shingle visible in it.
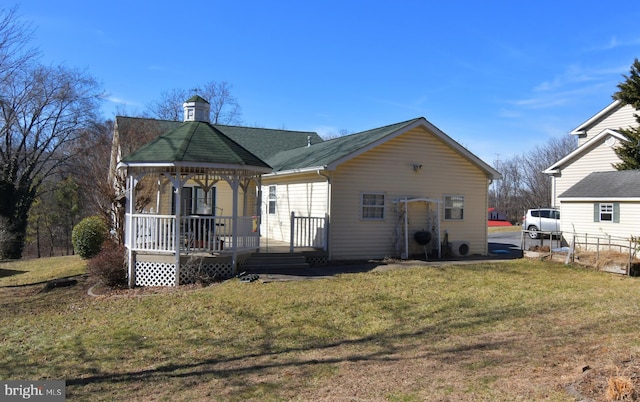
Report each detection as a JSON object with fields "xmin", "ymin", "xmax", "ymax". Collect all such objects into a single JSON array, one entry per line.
[{"xmin": 559, "ymin": 170, "xmax": 640, "ymax": 198}]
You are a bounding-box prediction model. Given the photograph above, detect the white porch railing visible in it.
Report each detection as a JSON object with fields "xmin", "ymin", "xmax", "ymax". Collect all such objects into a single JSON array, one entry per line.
[
  {"xmin": 290, "ymin": 212, "xmax": 328, "ymax": 252},
  {"xmin": 129, "ymin": 214, "xmax": 259, "ymax": 253}
]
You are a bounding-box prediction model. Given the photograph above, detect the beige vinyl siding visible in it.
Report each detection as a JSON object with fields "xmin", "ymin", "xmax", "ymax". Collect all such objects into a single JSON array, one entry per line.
[
  {"xmin": 329, "ymin": 126, "xmax": 489, "ymax": 260},
  {"xmin": 157, "ymin": 179, "xmax": 173, "ymax": 214},
  {"xmin": 154, "ymin": 178, "xmax": 257, "ymax": 216},
  {"xmin": 579, "ymin": 104, "xmax": 636, "ymax": 146},
  {"xmin": 260, "ymin": 174, "xmax": 329, "ymax": 242},
  {"xmin": 560, "ymin": 201, "xmax": 640, "ymax": 244},
  {"xmin": 552, "ymin": 140, "xmax": 618, "ymax": 207}
]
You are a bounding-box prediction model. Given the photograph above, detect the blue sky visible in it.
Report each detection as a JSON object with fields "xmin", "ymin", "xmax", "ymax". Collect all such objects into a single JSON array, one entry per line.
[{"xmin": 16, "ymin": 1, "xmax": 640, "ymax": 164}]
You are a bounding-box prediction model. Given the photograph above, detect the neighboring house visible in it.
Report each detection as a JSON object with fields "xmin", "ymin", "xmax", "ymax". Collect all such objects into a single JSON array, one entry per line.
[
  {"xmin": 558, "ymin": 170, "xmax": 640, "ymax": 241},
  {"xmin": 114, "ymin": 96, "xmax": 501, "ymax": 286},
  {"xmin": 544, "ymin": 100, "xmax": 639, "ymax": 242},
  {"xmin": 487, "ymin": 208, "xmax": 511, "ymax": 227}
]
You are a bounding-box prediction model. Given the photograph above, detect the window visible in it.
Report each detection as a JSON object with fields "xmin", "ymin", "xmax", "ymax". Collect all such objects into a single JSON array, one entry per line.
[
  {"xmin": 361, "ymin": 193, "xmax": 385, "ymax": 220},
  {"xmin": 444, "ymin": 195, "xmax": 464, "ymax": 220},
  {"xmin": 594, "ymin": 202, "xmax": 619, "ymax": 223},
  {"xmin": 599, "ymin": 203, "xmax": 613, "ymax": 222},
  {"xmin": 172, "ymin": 186, "xmax": 215, "ymax": 215},
  {"xmin": 193, "ymin": 187, "xmax": 214, "ymax": 215},
  {"xmin": 268, "ymin": 186, "xmax": 277, "ymax": 214}
]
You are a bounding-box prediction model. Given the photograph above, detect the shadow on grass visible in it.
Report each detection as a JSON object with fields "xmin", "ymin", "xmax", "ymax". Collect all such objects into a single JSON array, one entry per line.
[
  {"xmin": 62, "ymin": 296, "xmax": 582, "ymax": 396},
  {"xmin": 65, "ymin": 326, "xmax": 517, "ymax": 388},
  {"xmin": 0, "ymin": 268, "xmax": 26, "ymax": 279}
]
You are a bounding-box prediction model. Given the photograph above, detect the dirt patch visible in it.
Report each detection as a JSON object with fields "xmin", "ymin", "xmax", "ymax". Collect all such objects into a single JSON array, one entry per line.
[
  {"xmin": 570, "ymin": 250, "xmax": 640, "ymax": 276},
  {"xmin": 88, "ymin": 281, "xmax": 211, "ymax": 298},
  {"xmin": 571, "ymin": 354, "xmax": 640, "ymax": 401}
]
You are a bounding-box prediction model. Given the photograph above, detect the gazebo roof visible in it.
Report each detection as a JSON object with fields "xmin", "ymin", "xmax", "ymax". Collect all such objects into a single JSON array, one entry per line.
[{"xmin": 120, "ymin": 120, "xmax": 271, "ymax": 171}]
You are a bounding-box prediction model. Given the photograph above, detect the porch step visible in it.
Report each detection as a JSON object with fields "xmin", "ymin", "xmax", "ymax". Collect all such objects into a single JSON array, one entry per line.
[{"xmin": 242, "ymin": 253, "xmax": 310, "ymax": 272}]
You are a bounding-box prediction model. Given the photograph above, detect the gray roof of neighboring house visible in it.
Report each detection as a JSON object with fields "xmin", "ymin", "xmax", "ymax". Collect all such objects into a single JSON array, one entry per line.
[{"xmin": 559, "ymin": 170, "xmax": 640, "ymax": 199}]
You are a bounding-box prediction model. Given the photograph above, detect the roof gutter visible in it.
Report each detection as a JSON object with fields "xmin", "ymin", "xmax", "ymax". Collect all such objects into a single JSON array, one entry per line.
[
  {"xmin": 559, "ymin": 197, "xmax": 640, "ymax": 202},
  {"xmin": 263, "ymin": 165, "xmax": 327, "ymax": 177}
]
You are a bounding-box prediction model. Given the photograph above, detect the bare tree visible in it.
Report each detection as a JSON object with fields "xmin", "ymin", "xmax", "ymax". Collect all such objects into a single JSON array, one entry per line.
[
  {"xmin": 520, "ymin": 135, "xmax": 577, "ymax": 209},
  {"xmin": 201, "ymin": 81, "xmax": 242, "ymax": 125},
  {"xmin": 148, "ymin": 81, "xmax": 242, "ymax": 124},
  {"xmin": 148, "ymin": 88, "xmax": 188, "ymax": 121},
  {"xmin": 489, "ymin": 135, "xmax": 577, "ymax": 223},
  {"xmin": 0, "ymin": 6, "xmax": 38, "ymax": 86},
  {"xmin": 0, "ymin": 63, "xmax": 103, "ymax": 258},
  {"xmin": 71, "ymin": 120, "xmax": 115, "ymax": 219},
  {"xmin": 490, "ymin": 157, "xmax": 525, "ymax": 223}
]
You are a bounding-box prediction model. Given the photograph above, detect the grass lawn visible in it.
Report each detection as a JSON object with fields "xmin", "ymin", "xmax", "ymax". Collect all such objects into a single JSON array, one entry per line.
[
  {"xmin": 0, "ymin": 255, "xmax": 86, "ymax": 287},
  {"xmin": 1, "ymin": 257, "xmax": 639, "ymax": 401},
  {"xmin": 488, "ymin": 225, "xmax": 521, "ymax": 233}
]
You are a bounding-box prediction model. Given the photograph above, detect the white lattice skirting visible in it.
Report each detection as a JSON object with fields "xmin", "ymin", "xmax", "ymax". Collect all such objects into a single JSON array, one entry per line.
[{"xmin": 134, "ymin": 260, "xmax": 234, "ymax": 286}]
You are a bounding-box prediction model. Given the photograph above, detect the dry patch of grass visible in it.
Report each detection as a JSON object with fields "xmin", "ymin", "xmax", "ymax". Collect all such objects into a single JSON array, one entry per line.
[
  {"xmin": 488, "ymin": 225, "xmax": 521, "ymax": 234},
  {"xmin": 1, "ymin": 258, "xmax": 640, "ymax": 400}
]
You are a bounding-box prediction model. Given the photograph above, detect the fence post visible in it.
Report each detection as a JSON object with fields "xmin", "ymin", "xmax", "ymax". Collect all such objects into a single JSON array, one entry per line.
[
  {"xmin": 324, "ymin": 213, "xmax": 329, "ymax": 252},
  {"xmin": 628, "ymin": 238, "xmax": 632, "ymax": 276},
  {"xmin": 290, "ymin": 211, "xmax": 295, "ymax": 253}
]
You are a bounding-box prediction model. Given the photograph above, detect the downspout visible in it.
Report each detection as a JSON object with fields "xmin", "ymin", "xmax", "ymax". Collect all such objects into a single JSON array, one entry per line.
[
  {"xmin": 485, "ymin": 177, "xmax": 491, "ymax": 256},
  {"xmin": 317, "ymin": 169, "xmax": 331, "ymax": 258}
]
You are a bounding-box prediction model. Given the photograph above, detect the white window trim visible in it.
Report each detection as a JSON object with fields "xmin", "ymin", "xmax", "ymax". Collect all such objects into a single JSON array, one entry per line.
[
  {"xmin": 599, "ymin": 202, "xmax": 613, "ymax": 222},
  {"xmin": 444, "ymin": 195, "xmax": 464, "ymax": 220},
  {"xmin": 268, "ymin": 185, "xmax": 277, "ymax": 215},
  {"xmin": 361, "ymin": 192, "xmax": 385, "ymax": 220}
]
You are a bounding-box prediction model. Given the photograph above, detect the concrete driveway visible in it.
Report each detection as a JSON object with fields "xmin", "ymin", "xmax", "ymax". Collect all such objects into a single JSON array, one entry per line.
[{"xmin": 488, "ymin": 230, "xmax": 524, "ymax": 259}]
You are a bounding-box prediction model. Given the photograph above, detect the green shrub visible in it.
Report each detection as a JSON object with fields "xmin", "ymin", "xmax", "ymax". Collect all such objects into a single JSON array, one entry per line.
[
  {"xmin": 72, "ymin": 216, "xmax": 107, "ymax": 259},
  {"xmin": 87, "ymin": 240, "xmax": 127, "ymax": 288}
]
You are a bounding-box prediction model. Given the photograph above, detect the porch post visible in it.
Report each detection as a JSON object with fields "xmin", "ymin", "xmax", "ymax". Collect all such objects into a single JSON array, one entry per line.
[
  {"xmin": 290, "ymin": 211, "xmax": 295, "ymax": 253},
  {"xmin": 256, "ymin": 176, "xmax": 262, "ymax": 250},
  {"xmin": 174, "ymin": 168, "xmax": 182, "ymax": 286},
  {"xmin": 127, "ymin": 175, "xmax": 136, "ymax": 288},
  {"xmin": 231, "ymin": 172, "xmax": 239, "ymax": 274},
  {"xmin": 404, "ymin": 198, "xmax": 409, "ymax": 259},
  {"xmin": 323, "ymin": 213, "xmax": 329, "ymax": 252}
]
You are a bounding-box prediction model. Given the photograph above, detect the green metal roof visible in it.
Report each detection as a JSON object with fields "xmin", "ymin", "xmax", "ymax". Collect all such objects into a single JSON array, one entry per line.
[
  {"xmin": 185, "ymin": 94, "xmax": 209, "ymax": 103},
  {"xmin": 121, "ymin": 121, "xmax": 271, "ymax": 169},
  {"xmin": 115, "ymin": 117, "xmax": 182, "ymax": 156},
  {"xmin": 266, "ymin": 118, "xmax": 422, "ymax": 171},
  {"xmin": 215, "ymin": 125, "xmax": 322, "ymax": 161},
  {"xmin": 115, "ymin": 115, "xmax": 500, "ymax": 180},
  {"xmin": 116, "ymin": 116, "xmax": 322, "ymax": 165}
]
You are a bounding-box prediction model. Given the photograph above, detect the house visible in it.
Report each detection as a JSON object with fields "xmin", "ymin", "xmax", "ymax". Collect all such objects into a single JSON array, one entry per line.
[
  {"xmin": 544, "ymin": 100, "xmax": 639, "ymax": 243},
  {"xmin": 487, "ymin": 208, "xmax": 512, "ymax": 227},
  {"xmin": 114, "ymin": 96, "xmax": 501, "ymax": 286},
  {"xmin": 557, "ymin": 170, "xmax": 640, "ymax": 241}
]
